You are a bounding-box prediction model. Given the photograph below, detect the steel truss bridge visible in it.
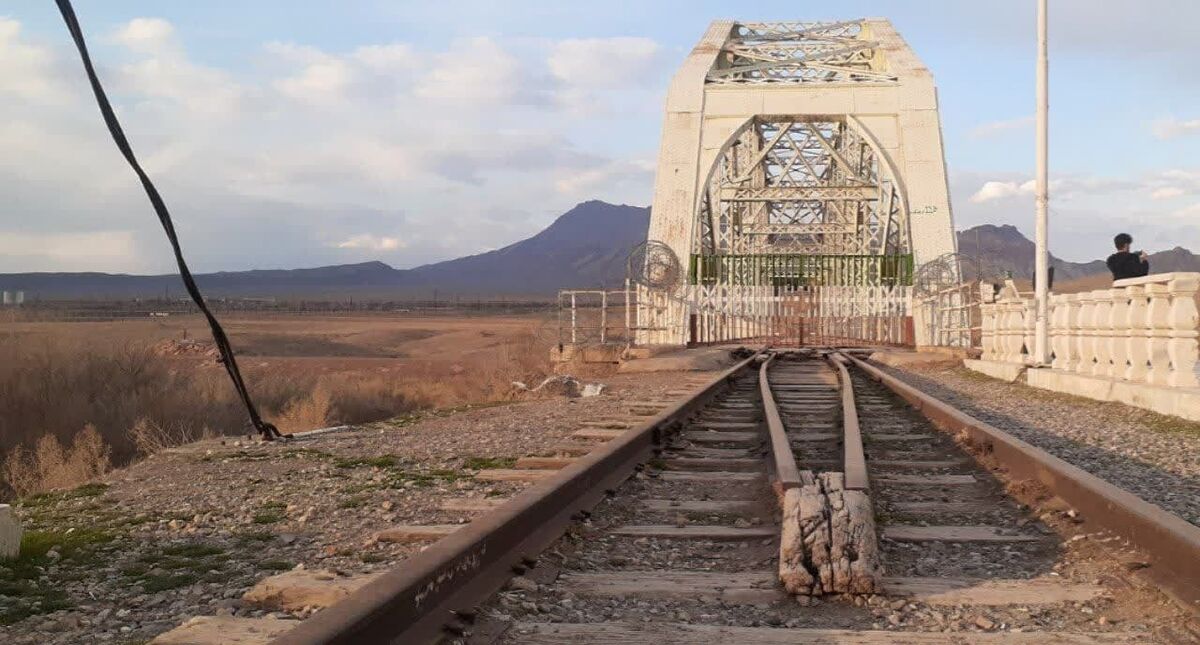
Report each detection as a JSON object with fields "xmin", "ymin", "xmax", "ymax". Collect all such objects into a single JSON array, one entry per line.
[{"xmin": 640, "ymin": 19, "xmax": 960, "ymax": 348}]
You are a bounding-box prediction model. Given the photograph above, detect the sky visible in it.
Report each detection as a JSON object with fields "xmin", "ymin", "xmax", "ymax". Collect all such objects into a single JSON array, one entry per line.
[{"xmin": 2, "ymin": 0, "xmax": 1199, "ymax": 273}]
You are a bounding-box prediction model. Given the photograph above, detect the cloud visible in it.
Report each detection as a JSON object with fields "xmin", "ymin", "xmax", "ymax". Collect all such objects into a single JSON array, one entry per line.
[
  {"xmin": 968, "ymin": 115, "xmax": 1034, "ymax": 140},
  {"xmin": 1152, "ymin": 117, "xmax": 1200, "ymax": 140},
  {"xmin": 1150, "ymin": 186, "xmax": 1184, "ymax": 200},
  {"xmin": 0, "ymin": 17, "xmax": 73, "ymax": 104},
  {"xmin": 970, "ymin": 180, "xmax": 1035, "ymax": 203},
  {"xmin": 113, "ymin": 17, "xmax": 176, "ymax": 54},
  {"xmin": 334, "ymin": 234, "xmax": 404, "ymax": 251},
  {"xmin": 113, "ymin": 18, "xmax": 245, "ymax": 118},
  {"xmin": 967, "ymin": 175, "xmax": 1142, "ymax": 204},
  {"xmin": 0, "ymin": 231, "xmax": 138, "ymax": 271},
  {"xmin": 1141, "ymin": 169, "xmax": 1200, "ymax": 200},
  {"xmin": 954, "ymin": 169, "xmax": 1200, "ymax": 262},
  {"xmin": 547, "ymin": 37, "xmax": 665, "ymax": 116},
  {"xmin": 414, "ymin": 37, "xmax": 529, "ymax": 105},
  {"xmin": 0, "ymin": 17, "xmax": 661, "ymax": 274},
  {"xmin": 555, "ymin": 158, "xmax": 655, "ymax": 197},
  {"xmin": 548, "ymin": 37, "xmax": 660, "ymax": 88}
]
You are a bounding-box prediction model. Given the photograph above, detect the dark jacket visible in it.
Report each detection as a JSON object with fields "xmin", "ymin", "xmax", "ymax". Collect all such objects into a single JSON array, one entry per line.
[{"xmin": 1106, "ymin": 251, "xmax": 1149, "ymax": 281}]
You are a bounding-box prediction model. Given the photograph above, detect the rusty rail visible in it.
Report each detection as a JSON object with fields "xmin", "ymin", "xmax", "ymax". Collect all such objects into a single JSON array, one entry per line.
[
  {"xmin": 829, "ymin": 352, "xmax": 868, "ymax": 491},
  {"xmin": 273, "ymin": 349, "xmax": 765, "ymax": 645},
  {"xmin": 844, "ymin": 354, "xmax": 1200, "ymax": 613},
  {"xmin": 759, "ymin": 353, "xmax": 802, "ymax": 491}
]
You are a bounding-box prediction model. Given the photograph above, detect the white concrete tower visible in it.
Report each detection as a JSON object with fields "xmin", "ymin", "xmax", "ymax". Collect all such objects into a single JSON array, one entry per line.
[{"xmin": 640, "ymin": 20, "xmax": 956, "ymax": 346}]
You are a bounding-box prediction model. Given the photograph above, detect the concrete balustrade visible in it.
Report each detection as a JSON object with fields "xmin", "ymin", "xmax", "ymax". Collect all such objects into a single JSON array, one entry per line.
[{"xmin": 968, "ymin": 273, "xmax": 1200, "ymax": 421}]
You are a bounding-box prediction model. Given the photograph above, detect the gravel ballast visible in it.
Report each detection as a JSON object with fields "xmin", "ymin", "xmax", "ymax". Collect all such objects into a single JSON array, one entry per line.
[{"xmin": 875, "ymin": 363, "xmax": 1200, "ymax": 527}]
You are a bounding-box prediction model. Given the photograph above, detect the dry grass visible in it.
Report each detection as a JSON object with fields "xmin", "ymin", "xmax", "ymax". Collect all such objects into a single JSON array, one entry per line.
[
  {"xmin": 2, "ymin": 425, "xmax": 112, "ymax": 498},
  {"xmin": 270, "ymin": 383, "xmax": 333, "ymax": 432},
  {"xmin": 127, "ymin": 419, "xmax": 220, "ymax": 457},
  {"xmin": 0, "ymin": 319, "xmax": 552, "ymax": 498}
]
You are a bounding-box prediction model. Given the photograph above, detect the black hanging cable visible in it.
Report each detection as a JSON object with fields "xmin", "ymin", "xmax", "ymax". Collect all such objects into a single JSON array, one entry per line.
[{"xmin": 54, "ymin": 0, "xmax": 288, "ymax": 441}]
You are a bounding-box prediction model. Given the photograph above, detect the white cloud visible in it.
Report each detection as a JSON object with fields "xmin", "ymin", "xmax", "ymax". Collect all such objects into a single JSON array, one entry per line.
[
  {"xmin": 1152, "ymin": 117, "xmax": 1200, "ymax": 140},
  {"xmin": 113, "ymin": 18, "xmax": 244, "ymax": 118},
  {"xmin": 0, "ymin": 17, "xmax": 72, "ymax": 104},
  {"xmin": 547, "ymin": 37, "xmax": 664, "ymax": 116},
  {"xmin": 334, "ymin": 234, "xmax": 404, "ymax": 251},
  {"xmin": 114, "ymin": 17, "xmax": 176, "ymax": 54},
  {"xmin": 0, "ymin": 231, "xmax": 138, "ymax": 270},
  {"xmin": 955, "ymin": 170, "xmax": 1200, "ymax": 262},
  {"xmin": 968, "ymin": 115, "xmax": 1034, "ymax": 139},
  {"xmin": 969, "ymin": 179, "xmax": 1035, "ymax": 203},
  {"xmin": 274, "ymin": 56, "xmax": 354, "ymax": 105},
  {"xmin": 0, "ymin": 17, "xmax": 661, "ymax": 274},
  {"xmin": 967, "ymin": 175, "xmax": 1140, "ymax": 204},
  {"xmin": 1167, "ymin": 202, "xmax": 1200, "ymax": 220},
  {"xmin": 1141, "ymin": 169, "xmax": 1200, "ymax": 200},
  {"xmin": 414, "ymin": 37, "xmax": 526, "ymax": 105},
  {"xmin": 548, "ymin": 37, "xmax": 660, "ymax": 88},
  {"xmin": 1151, "ymin": 186, "xmax": 1184, "ymax": 200},
  {"xmin": 555, "ymin": 158, "xmax": 654, "ymax": 197}
]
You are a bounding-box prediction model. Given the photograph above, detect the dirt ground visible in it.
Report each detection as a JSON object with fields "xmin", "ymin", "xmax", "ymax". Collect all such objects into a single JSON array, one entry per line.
[
  {"xmin": 0, "ymin": 312, "xmax": 568, "ymax": 468},
  {"xmin": 4, "ymin": 311, "xmax": 556, "ymax": 373},
  {"xmin": 0, "ymin": 364, "xmax": 724, "ymax": 644}
]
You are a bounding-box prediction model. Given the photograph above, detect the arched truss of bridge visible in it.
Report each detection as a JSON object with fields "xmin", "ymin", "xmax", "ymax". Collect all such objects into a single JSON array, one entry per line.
[
  {"xmin": 640, "ymin": 19, "xmax": 959, "ymax": 347},
  {"xmin": 708, "ymin": 20, "xmax": 898, "ymax": 86},
  {"xmin": 695, "ymin": 116, "xmax": 910, "ymax": 260}
]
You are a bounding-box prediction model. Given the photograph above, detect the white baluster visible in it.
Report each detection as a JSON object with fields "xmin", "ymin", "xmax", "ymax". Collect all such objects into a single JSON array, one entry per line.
[
  {"xmin": 1091, "ymin": 289, "xmax": 1114, "ymax": 377},
  {"xmin": 980, "ymin": 303, "xmax": 997, "ymax": 360},
  {"xmin": 1145, "ymin": 283, "xmax": 1171, "ymax": 386},
  {"xmin": 1108, "ymin": 288, "xmax": 1130, "ymax": 379},
  {"xmin": 1050, "ymin": 294, "xmax": 1067, "ymax": 369},
  {"xmin": 1023, "ymin": 299, "xmax": 1037, "ymax": 365},
  {"xmin": 995, "ymin": 301, "xmax": 1010, "ymax": 362},
  {"xmin": 1166, "ymin": 274, "xmax": 1200, "ymax": 388},
  {"xmin": 1125, "ymin": 285, "xmax": 1149, "ymax": 383},
  {"xmin": 1075, "ymin": 292, "xmax": 1097, "ymax": 375},
  {"xmin": 1004, "ymin": 300, "xmax": 1023, "ymax": 363},
  {"xmin": 1064, "ymin": 294, "xmax": 1082, "ymax": 372}
]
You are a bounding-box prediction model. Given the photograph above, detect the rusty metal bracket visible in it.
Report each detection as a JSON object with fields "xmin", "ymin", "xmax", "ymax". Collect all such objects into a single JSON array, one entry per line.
[
  {"xmin": 273, "ymin": 349, "xmax": 765, "ymax": 645},
  {"xmin": 845, "ymin": 354, "xmax": 1200, "ymax": 614}
]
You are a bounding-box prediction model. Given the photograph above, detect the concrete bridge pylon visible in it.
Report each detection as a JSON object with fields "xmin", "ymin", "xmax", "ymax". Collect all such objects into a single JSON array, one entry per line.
[{"xmin": 640, "ymin": 20, "xmax": 957, "ymax": 347}]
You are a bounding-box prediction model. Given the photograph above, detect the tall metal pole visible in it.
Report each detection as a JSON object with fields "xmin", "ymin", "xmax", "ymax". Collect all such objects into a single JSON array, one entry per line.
[{"xmin": 1033, "ymin": 0, "xmax": 1050, "ymax": 365}]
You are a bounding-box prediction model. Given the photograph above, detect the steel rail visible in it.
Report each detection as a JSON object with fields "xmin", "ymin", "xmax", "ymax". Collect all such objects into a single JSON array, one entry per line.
[
  {"xmin": 829, "ymin": 352, "xmax": 868, "ymax": 490},
  {"xmin": 759, "ymin": 353, "xmax": 802, "ymax": 492},
  {"xmin": 272, "ymin": 349, "xmax": 765, "ymax": 645},
  {"xmin": 844, "ymin": 354, "xmax": 1200, "ymax": 613}
]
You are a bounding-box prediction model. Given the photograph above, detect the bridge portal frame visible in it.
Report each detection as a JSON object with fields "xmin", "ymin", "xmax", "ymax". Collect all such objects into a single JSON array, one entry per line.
[{"xmin": 643, "ymin": 19, "xmax": 957, "ymax": 346}]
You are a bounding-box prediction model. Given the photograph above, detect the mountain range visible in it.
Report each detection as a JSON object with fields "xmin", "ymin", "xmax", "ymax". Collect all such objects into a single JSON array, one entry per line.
[
  {"xmin": 957, "ymin": 224, "xmax": 1200, "ymax": 285},
  {"xmin": 2, "ymin": 203, "xmax": 1196, "ymax": 300},
  {"xmin": 0, "ymin": 201, "xmax": 650, "ymax": 300}
]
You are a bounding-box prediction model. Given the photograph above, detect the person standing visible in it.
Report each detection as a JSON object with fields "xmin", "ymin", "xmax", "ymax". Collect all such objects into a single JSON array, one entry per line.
[{"xmin": 1106, "ymin": 233, "xmax": 1150, "ymax": 280}]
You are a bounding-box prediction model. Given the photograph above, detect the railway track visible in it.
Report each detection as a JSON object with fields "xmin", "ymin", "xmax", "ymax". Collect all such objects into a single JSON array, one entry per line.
[{"xmin": 264, "ymin": 349, "xmax": 1199, "ymax": 645}]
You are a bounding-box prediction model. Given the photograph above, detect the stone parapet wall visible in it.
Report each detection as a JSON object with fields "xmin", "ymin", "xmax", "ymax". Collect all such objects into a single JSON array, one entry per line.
[{"xmin": 979, "ymin": 273, "xmax": 1200, "ymax": 389}]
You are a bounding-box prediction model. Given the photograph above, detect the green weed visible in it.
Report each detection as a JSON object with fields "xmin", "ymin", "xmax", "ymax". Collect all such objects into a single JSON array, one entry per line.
[{"xmin": 463, "ymin": 456, "xmax": 516, "ymax": 470}]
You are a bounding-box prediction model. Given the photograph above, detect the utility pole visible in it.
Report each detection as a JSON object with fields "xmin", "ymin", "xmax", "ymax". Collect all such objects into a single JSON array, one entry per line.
[{"xmin": 1033, "ymin": 0, "xmax": 1051, "ymax": 365}]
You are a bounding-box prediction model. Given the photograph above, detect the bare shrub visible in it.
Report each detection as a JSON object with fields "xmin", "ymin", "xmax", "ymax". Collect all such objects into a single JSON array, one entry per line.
[
  {"xmin": 324, "ymin": 376, "xmax": 420, "ymax": 426},
  {"xmin": 0, "ymin": 318, "xmax": 554, "ymax": 499},
  {"xmin": 2, "ymin": 424, "xmax": 112, "ymax": 497},
  {"xmin": 269, "ymin": 383, "xmax": 333, "ymax": 434},
  {"xmin": 128, "ymin": 418, "xmax": 218, "ymax": 457}
]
